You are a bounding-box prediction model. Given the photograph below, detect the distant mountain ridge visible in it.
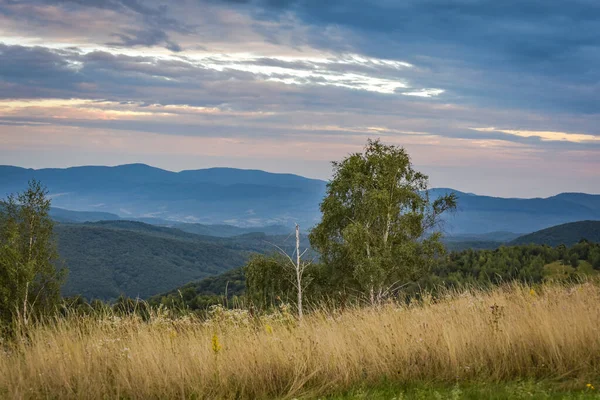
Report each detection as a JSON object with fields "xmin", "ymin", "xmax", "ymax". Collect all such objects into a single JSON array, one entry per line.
[
  {"xmin": 49, "ymin": 207, "xmax": 291, "ymax": 237},
  {"xmin": 1, "ymin": 164, "xmax": 326, "ymax": 228},
  {"xmin": 2, "ymin": 164, "xmax": 600, "ymax": 234},
  {"xmin": 437, "ymin": 189, "xmax": 600, "ymax": 234}
]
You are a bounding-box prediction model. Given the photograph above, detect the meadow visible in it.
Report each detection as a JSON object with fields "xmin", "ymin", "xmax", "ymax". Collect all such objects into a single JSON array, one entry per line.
[{"xmin": 1, "ymin": 282, "xmax": 599, "ymax": 399}]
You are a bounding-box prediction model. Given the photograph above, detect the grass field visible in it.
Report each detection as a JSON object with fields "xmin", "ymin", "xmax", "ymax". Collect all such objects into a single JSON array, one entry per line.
[
  {"xmin": 1, "ymin": 282, "xmax": 599, "ymax": 399},
  {"xmin": 334, "ymin": 381, "xmax": 600, "ymax": 399}
]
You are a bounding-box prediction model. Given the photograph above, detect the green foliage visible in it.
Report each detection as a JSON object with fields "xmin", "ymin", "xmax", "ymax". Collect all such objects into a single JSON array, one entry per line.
[
  {"xmin": 244, "ymin": 254, "xmax": 293, "ymax": 307},
  {"xmin": 0, "ymin": 180, "xmax": 65, "ymax": 326},
  {"xmin": 309, "ymin": 139, "xmax": 456, "ymax": 302},
  {"xmin": 148, "ymin": 267, "xmax": 246, "ymax": 311},
  {"xmin": 332, "ymin": 380, "xmax": 600, "ymax": 400},
  {"xmin": 589, "ymin": 246, "xmax": 600, "ymax": 269},
  {"xmin": 430, "ymin": 241, "xmax": 600, "ymax": 290},
  {"xmin": 146, "ymin": 240, "xmax": 600, "ymax": 313}
]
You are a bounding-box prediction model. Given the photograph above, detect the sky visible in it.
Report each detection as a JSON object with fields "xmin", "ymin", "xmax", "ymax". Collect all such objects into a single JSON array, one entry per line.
[{"xmin": 0, "ymin": 0, "xmax": 599, "ymax": 198}]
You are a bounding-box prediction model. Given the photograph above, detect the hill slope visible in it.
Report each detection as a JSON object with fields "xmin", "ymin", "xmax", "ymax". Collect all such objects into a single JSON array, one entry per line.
[
  {"xmin": 510, "ymin": 220, "xmax": 600, "ymax": 246},
  {"xmin": 57, "ymin": 224, "xmax": 247, "ymax": 300},
  {"xmin": 440, "ymin": 190, "xmax": 600, "ymax": 234},
  {"xmin": 55, "ymin": 221, "xmax": 306, "ymax": 300},
  {"xmin": 48, "ymin": 208, "xmax": 290, "ymax": 237}
]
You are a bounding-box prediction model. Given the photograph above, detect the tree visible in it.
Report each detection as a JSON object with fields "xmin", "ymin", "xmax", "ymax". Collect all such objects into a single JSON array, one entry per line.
[
  {"xmin": 275, "ymin": 224, "xmax": 312, "ymax": 318},
  {"xmin": 245, "ymin": 254, "xmax": 293, "ymax": 309},
  {"xmin": 589, "ymin": 247, "xmax": 600, "ymax": 270},
  {"xmin": 309, "ymin": 139, "xmax": 457, "ymax": 304},
  {"xmin": 569, "ymin": 253, "xmax": 579, "ymax": 268},
  {"xmin": 0, "ymin": 180, "xmax": 65, "ymax": 326},
  {"xmin": 245, "ymin": 225, "xmax": 313, "ymax": 318}
]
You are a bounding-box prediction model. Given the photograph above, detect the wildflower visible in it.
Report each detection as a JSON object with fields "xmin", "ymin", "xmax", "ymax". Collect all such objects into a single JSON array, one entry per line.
[
  {"xmin": 169, "ymin": 329, "xmax": 177, "ymax": 340},
  {"xmin": 587, "ymin": 383, "xmax": 595, "ymax": 390},
  {"xmin": 265, "ymin": 324, "xmax": 273, "ymax": 335},
  {"xmin": 212, "ymin": 333, "xmax": 222, "ymax": 354},
  {"xmin": 529, "ymin": 288, "xmax": 537, "ymax": 297}
]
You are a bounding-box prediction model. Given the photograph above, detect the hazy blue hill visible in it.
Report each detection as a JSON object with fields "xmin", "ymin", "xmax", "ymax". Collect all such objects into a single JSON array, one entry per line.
[
  {"xmin": 427, "ymin": 188, "xmax": 474, "ymax": 199},
  {"xmin": 0, "ymin": 164, "xmax": 325, "ymax": 227},
  {"xmin": 548, "ymin": 193, "xmax": 600, "ymax": 213},
  {"xmin": 171, "ymin": 222, "xmax": 290, "ymax": 237},
  {"xmin": 441, "ymin": 232, "xmax": 521, "ymax": 251},
  {"xmin": 445, "ymin": 231, "xmax": 520, "ymax": 242},
  {"xmin": 49, "ymin": 208, "xmax": 122, "ymax": 223},
  {"xmin": 177, "ymin": 167, "xmax": 325, "ymax": 189},
  {"xmin": 2, "ymin": 164, "xmax": 600, "ymax": 234},
  {"xmin": 509, "ymin": 220, "xmax": 600, "ymax": 247},
  {"xmin": 46, "ymin": 207, "xmax": 291, "ymax": 237},
  {"xmin": 440, "ymin": 190, "xmax": 600, "ymax": 234}
]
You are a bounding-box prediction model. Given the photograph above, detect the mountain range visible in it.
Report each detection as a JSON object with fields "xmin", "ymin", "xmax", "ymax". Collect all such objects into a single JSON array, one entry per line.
[
  {"xmin": 2, "ymin": 164, "xmax": 600, "ymax": 234},
  {"xmin": 1, "ymin": 164, "xmax": 325, "ymax": 228}
]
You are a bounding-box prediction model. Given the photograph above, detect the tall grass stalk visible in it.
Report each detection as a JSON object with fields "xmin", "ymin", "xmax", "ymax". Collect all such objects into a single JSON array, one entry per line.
[{"xmin": 1, "ymin": 282, "xmax": 599, "ymax": 399}]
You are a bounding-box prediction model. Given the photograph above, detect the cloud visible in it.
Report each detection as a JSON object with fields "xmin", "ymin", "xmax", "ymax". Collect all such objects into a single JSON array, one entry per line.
[
  {"xmin": 471, "ymin": 127, "xmax": 600, "ymax": 143},
  {"xmin": 0, "ymin": 43, "xmax": 442, "ymax": 99},
  {"xmin": 1, "ymin": 0, "xmax": 188, "ymax": 51},
  {"xmin": 108, "ymin": 28, "xmax": 182, "ymax": 52},
  {"xmin": 213, "ymin": 0, "xmax": 600, "ymax": 114},
  {"xmin": 401, "ymin": 89, "xmax": 444, "ymax": 98},
  {"xmin": 1, "ymin": 0, "xmax": 600, "ymax": 196}
]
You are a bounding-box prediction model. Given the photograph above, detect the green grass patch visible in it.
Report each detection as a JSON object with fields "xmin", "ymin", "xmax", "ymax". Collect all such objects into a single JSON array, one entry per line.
[{"xmin": 330, "ymin": 381, "xmax": 600, "ymax": 400}]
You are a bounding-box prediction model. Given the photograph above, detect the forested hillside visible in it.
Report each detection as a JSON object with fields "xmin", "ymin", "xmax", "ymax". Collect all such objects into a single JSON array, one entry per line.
[
  {"xmin": 56, "ymin": 222, "xmax": 307, "ymax": 300},
  {"xmin": 57, "ymin": 224, "xmax": 245, "ymax": 300},
  {"xmin": 510, "ymin": 220, "xmax": 600, "ymax": 246},
  {"xmin": 430, "ymin": 241, "xmax": 600, "ymax": 287}
]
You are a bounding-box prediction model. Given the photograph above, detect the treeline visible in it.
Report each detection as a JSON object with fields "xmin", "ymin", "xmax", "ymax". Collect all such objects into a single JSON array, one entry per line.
[
  {"xmin": 147, "ymin": 241, "xmax": 600, "ymax": 313},
  {"xmin": 428, "ymin": 240, "xmax": 600, "ymax": 287}
]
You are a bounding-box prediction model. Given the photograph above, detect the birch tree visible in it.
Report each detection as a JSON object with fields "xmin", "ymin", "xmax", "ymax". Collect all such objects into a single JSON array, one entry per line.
[
  {"xmin": 309, "ymin": 139, "xmax": 456, "ymax": 304},
  {"xmin": 0, "ymin": 180, "xmax": 64, "ymax": 326}
]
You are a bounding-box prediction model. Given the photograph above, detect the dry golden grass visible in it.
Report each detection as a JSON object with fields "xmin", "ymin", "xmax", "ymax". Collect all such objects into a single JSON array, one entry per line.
[{"xmin": 1, "ymin": 283, "xmax": 599, "ymax": 399}]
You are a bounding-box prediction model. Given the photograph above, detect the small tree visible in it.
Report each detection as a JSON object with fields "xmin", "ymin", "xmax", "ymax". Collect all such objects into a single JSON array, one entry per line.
[
  {"xmin": 569, "ymin": 253, "xmax": 579, "ymax": 269},
  {"xmin": 0, "ymin": 180, "xmax": 64, "ymax": 326},
  {"xmin": 245, "ymin": 254, "xmax": 292, "ymax": 309},
  {"xmin": 309, "ymin": 139, "xmax": 456, "ymax": 304},
  {"xmin": 245, "ymin": 225, "xmax": 313, "ymax": 318}
]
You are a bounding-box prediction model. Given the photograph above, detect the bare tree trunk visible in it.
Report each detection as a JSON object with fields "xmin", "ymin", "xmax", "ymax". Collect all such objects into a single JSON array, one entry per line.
[
  {"xmin": 383, "ymin": 209, "xmax": 392, "ymax": 245},
  {"xmin": 296, "ymin": 224, "xmax": 303, "ymax": 319},
  {"xmin": 23, "ymin": 281, "xmax": 29, "ymax": 326},
  {"xmin": 27, "ymin": 215, "xmax": 36, "ymax": 264}
]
